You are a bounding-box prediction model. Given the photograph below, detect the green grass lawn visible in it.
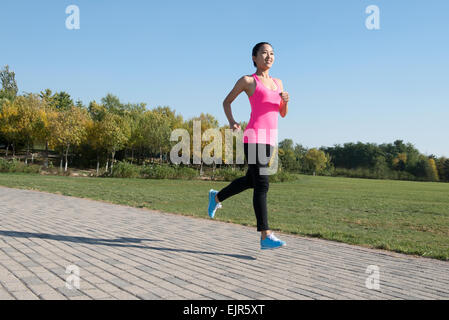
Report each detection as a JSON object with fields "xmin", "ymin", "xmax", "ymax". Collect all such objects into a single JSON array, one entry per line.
[{"xmin": 1, "ymin": 172, "xmax": 448, "ymax": 260}]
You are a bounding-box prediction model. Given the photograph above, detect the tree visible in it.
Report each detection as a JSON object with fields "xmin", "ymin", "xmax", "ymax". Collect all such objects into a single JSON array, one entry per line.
[
  {"xmin": 138, "ymin": 110, "xmax": 168, "ymax": 164},
  {"xmin": 86, "ymin": 101, "xmax": 126, "ymax": 175},
  {"xmin": 0, "ymin": 99, "xmax": 22, "ymax": 156},
  {"xmin": 186, "ymin": 113, "xmax": 219, "ymax": 174},
  {"xmin": 124, "ymin": 103, "xmax": 146, "ymax": 164},
  {"xmin": 11, "ymin": 95, "xmax": 46, "ymax": 164},
  {"xmin": 373, "ymin": 155, "xmax": 389, "ymax": 177},
  {"xmin": 443, "ymin": 159, "xmax": 449, "ymax": 182},
  {"xmin": 101, "ymin": 93, "xmax": 126, "ymax": 116},
  {"xmin": 411, "ymin": 155, "xmax": 434, "ymax": 181},
  {"xmin": 88, "ymin": 100, "xmax": 107, "ymax": 122},
  {"xmin": 392, "ymin": 153, "xmax": 407, "ymax": 171},
  {"xmin": 85, "ymin": 112, "xmax": 106, "ymax": 176},
  {"xmin": 322, "ymin": 141, "xmax": 383, "ymax": 170},
  {"xmin": 98, "ymin": 111, "xmax": 130, "ymax": 173},
  {"xmin": 35, "ymin": 91, "xmax": 59, "ymax": 168},
  {"xmin": 48, "ymin": 105, "xmax": 91, "ymax": 172},
  {"xmin": 278, "ymin": 139, "xmax": 297, "ymax": 172},
  {"xmin": 53, "ymin": 91, "xmax": 73, "ymax": 111},
  {"xmin": 75, "ymin": 99, "xmax": 84, "ymax": 108},
  {"xmin": 403, "ymin": 142, "xmax": 421, "ymax": 174},
  {"xmin": 304, "ymin": 148, "xmax": 329, "ymax": 175},
  {"xmin": 152, "ymin": 106, "xmax": 183, "ymax": 163},
  {"xmin": 39, "ymin": 89, "xmax": 56, "ymax": 107},
  {"xmin": 294, "ymin": 144, "xmax": 308, "ymax": 172},
  {"xmin": 0, "ymin": 65, "xmax": 18, "ymax": 102},
  {"xmin": 428, "ymin": 158, "xmax": 439, "ymax": 182},
  {"xmin": 436, "ymin": 157, "xmax": 449, "ymax": 182}
]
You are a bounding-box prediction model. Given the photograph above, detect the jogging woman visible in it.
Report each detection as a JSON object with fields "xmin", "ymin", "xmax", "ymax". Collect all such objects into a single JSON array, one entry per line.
[{"xmin": 207, "ymin": 42, "xmax": 289, "ymax": 250}]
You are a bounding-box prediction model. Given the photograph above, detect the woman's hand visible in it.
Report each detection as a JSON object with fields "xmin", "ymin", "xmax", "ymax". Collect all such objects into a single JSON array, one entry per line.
[
  {"xmin": 229, "ymin": 120, "xmax": 241, "ymax": 132},
  {"xmin": 280, "ymin": 91, "xmax": 289, "ymax": 104},
  {"xmin": 279, "ymin": 91, "xmax": 289, "ymax": 118}
]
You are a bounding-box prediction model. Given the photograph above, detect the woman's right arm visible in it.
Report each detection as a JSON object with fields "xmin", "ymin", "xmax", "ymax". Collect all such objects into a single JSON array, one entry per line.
[{"xmin": 223, "ymin": 76, "xmax": 250, "ymax": 131}]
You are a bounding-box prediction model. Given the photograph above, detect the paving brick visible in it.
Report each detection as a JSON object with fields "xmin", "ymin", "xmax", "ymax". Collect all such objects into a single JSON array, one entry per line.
[
  {"xmin": 1, "ymin": 281, "xmax": 28, "ymax": 292},
  {"xmin": 82, "ymin": 288, "xmax": 111, "ymax": 299},
  {"xmin": 0, "ymin": 288, "xmax": 15, "ymax": 300},
  {"xmin": 11, "ymin": 290, "xmax": 40, "ymax": 300},
  {"xmin": 109, "ymin": 290, "xmax": 140, "ymax": 300},
  {"xmin": 39, "ymin": 292, "xmax": 68, "ymax": 300}
]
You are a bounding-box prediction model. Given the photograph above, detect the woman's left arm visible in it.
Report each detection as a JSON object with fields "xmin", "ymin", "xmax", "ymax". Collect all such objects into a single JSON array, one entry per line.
[{"xmin": 278, "ymin": 79, "xmax": 289, "ymax": 118}]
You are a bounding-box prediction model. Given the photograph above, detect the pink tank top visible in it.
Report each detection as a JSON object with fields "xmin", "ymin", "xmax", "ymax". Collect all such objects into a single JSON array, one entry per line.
[{"xmin": 243, "ymin": 73, "xmax": 281, "ymax": 146}]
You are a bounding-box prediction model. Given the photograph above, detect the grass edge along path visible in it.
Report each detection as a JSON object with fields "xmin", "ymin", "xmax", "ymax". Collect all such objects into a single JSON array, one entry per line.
[{"xmin": 1, "ymin": 172, "xmax": 448, "ymax": 261}]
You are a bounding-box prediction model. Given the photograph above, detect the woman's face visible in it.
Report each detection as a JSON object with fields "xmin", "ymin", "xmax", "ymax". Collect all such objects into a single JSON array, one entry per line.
[{"xmin": 253, "ymin": 44, "xmax": 275, "ymax": 68}]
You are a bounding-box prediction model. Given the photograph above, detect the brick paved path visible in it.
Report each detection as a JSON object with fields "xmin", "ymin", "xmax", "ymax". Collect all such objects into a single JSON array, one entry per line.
[{"xmin": 0, "ymin": 186, "xmax": 448, "ymax": 300}]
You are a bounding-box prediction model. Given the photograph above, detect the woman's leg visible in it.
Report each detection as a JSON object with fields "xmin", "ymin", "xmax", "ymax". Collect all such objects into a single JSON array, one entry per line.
[
  {"xmin": 253, "ymin": 169, "xmax": 270, "ymax": 233},
  {"xmin": 215, "ymin": 143, "xmax": 253, "ymax": 202},
  {"xmin": 253, "ymin": 144, "xmax": 286, "ymax": 248},
  {"xmin": 250, "ymin": 143, "xmax": 272, "ymax": 234},
  {"xmin": 215, "ymin": 170, "xmax": 253, "ymax": 202}
]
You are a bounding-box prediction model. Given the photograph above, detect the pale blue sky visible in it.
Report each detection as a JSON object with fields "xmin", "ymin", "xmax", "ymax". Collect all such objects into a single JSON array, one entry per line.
[{"xmin": 1, "ymin": 0, "xmax": 448, "ymax": 157}]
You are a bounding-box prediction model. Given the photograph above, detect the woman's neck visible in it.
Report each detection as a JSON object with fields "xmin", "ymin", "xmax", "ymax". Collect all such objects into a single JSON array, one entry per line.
[{"xmin": 255, "ymin": 69, "xmax": 270, "ymax": 78}]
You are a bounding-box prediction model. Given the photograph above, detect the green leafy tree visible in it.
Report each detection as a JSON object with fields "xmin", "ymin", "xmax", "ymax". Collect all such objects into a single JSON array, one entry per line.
[
  {"xmin": 294, "ymin": 144, "xmax": 308, "ymax": 172},
  {"xmin": 411, "ymin": 155, "xmax": 434, "ymax": 181},
  {"xmin": 101, "ymin": 93, "xmax": 127, "ymax": 116},
  {"xmin": 48, "ymin": 105, "xmax": 91, "ymax": 172},
  {"xmin": 443, "ymin": 159, "xmax": 449, "ymax": 182},
  {"xmin": 85, "ymin": 111, "xmax": 106, "ymax": 176},
  {"xmin": 305, "ymin": 148, "xmax": 329, "ymax": 175},
  {"xmin": 39, "ymin": 89, "xmax": 56, "ymax": 108},
  {"xmin": 278, "ymin": 139, "xmax": 297, "ymax": 172},
  {"xmin": 138, "ymin": 110, "xmax": 168, "ymax": 164},
  {"xmin": 100, "ymin": 112, "xmax": 131, "ymax": 173},
  {"xmin": 436, "ymin": 157, "xmax": 449, "ymax": 182},
  {"xmin": 186, "ymin": 113, "xmax": 219, "ymax": 174},
  {"xmin": 152, "ymin": 106, "xmax": 184, "ymax": 163},
  {"xmin": 88, "ymin": 100, "xmax": 107, "ymax": 122},
  {"xmin": 0, "ymin": 65, "xmax": 18, "ymax": 102},
  {"xmin": 53, "ymin": 91, "xmax": 73, "ymax": 111},
  {"xmin": 124, "ymin": 103, "xmax": 147, "ymax": 164},
  {"xmin": 12, "ymin": 94, "xmax": 47, "ymax": 164}
]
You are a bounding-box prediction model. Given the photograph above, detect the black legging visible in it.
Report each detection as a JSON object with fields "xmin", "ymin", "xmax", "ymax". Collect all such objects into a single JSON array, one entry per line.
[{"xmin": 216, "ymin": 143, "xmax": 274, "ymax": 232}]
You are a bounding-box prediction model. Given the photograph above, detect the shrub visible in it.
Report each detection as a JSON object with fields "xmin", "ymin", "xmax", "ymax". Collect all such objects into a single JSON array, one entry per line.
[
  {"xmin": 111, "ymin": 161, "xmax": 140, "ymax": 178},
  {"xmin": 269, "ymin": 170, "xmax": 298, "ymax": 183},
  {"xmin": 22, "ymin": 164, "xmax": 41, "ymax": 174},
  {"xmin": 0, "ymin": 158, "xmax": 12, "ymax": 172},
  {"xmin": 0, "ymin": 158, "xmax": 41, "ymax": 173},
  {"xmin": 330, "ymin": 167, "xmax": 417, "ymax": 181},
  {"xmin": 141, "ymin": 164, "xmax": 176, "ymax": 179},
  {"xmin": 212, "ymin": 166, "xmax": 298, "ymax": 183},
  {"xmin": 57, "ymin": 168, "xmax": 73, "ymax": 176},
  {"xmin": 213, "ymin": 166, "xmax": 246, "ymax": 181},
  {"xmin": 175, "ymin": 166, "xmax": 198, "ymax": 179}
]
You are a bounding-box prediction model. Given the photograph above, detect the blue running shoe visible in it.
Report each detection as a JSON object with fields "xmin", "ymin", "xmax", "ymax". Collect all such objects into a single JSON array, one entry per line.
[
  {"xmin": 208, "ymin": 189, "xmax": 222, "ymax": 218},
  {"xmin": 260, "ymin": 233, "xmax": 286, "ymax": 250}
]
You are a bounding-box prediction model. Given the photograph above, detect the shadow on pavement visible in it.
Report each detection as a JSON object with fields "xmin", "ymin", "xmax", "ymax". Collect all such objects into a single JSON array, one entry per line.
[{"xmin": 0, "ymin": 230, "xmax": 256, "ymax": 260}]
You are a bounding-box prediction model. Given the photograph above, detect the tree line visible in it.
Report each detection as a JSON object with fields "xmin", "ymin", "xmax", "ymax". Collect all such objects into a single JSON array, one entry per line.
[
  {"xmin": 1, "ymin": 65, "xmax": 447, "ymax": 182},
  {"xmin": 278, "ymin": 138, "xmax": 447, "ymax": 182}
]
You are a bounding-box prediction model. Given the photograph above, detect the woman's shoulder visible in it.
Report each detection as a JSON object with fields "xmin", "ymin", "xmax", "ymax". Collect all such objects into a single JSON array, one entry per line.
[
  {"xmin": 241, "ymin": 74, "xmax": 255, "ymax": 80},
  {"xmin": 239, "ymin": 74, "xmax": 255, "ymax": 84},
  {"xmin": 236, "ymin": 74, "xmax": 256, "ymax": 86}
]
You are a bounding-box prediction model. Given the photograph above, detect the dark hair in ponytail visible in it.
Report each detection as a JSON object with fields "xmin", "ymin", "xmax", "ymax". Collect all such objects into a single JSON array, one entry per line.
[{"xmin": 252, "ymin": 42, "xmax": 272, "ymax": 67}]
